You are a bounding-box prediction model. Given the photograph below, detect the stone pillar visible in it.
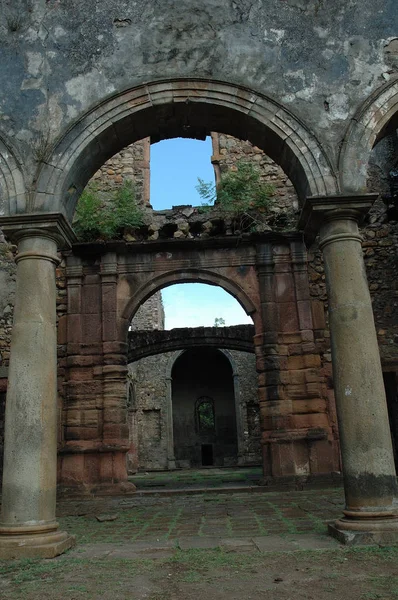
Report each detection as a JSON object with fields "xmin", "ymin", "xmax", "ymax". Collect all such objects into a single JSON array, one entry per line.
[
  {"xmin": 165, "ymin": 371, "xmax": 176, "ymax": 470},
  {"xmin": 0, "ymin": 214, "xmax": 76, "ymax": 559},
  {"xmin": 299, "ymin": 195, "xmax": 398, "ymax": 544}
]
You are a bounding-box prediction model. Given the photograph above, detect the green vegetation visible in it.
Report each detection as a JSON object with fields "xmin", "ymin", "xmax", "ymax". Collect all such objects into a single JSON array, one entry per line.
[
  {"xmin": 73, "ymin": 180, "xmax": 144, "ymax": 241},
  {"xmin": 196, "ymin": 160, "xmax": 275, "ymax": 230}
]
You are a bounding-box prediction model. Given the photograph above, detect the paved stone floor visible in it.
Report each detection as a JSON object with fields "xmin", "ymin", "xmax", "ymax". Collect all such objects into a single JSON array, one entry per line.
[{"xmin": 58, "ymin": 487, "xmax": 345, "ymax": 548}]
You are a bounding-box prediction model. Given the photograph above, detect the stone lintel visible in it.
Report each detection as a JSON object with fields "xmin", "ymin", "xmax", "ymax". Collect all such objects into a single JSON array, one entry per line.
[
  {"xmin": 0, "ymin": 212, "xmax": 77, "ymax": 249},
  {"xmin": 298, "ymin": 194, "xmax": 379, "ymax": 244}
]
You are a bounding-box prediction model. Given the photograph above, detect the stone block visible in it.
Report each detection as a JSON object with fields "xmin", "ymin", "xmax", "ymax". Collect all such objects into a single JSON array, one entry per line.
[
  {"xmin": 278, "ymin": 302, "xmax": 299, "ymax": 332},
  {"xmin": 311, "ymin": 300, "xmax": 326, "ymax": 330},
  {"xmin": 290, "ymin": 370, "xmax": 306, "ymax": 385},
  {"xmin": 287, "ymin": 355, "xmax": 305, "ymax": 370},
  {"xmin": 67, "ymin": 314, "xmax": 82, "ymax": 343},
  {"xmin": 328, "ymin": 521, "xmax": 398, "ymax": 546},
  {"xmin": 57, "ymin": 315, "xmax": 68, "ymax": 344},
  {"xmin": 82, "ymin": 284, "xmax": 101, "ymax": 314},
  {"xmin": 288, "ymin": 384, "xmax": 309, "ymax": 399},
  {"xmin": 275, "ymin": 273, "xmax": 296, "ymax": 302},
  {"xmin": 293, "ymin": 399, "xmax": 327, "ymax": 414},
  {"xmin": 304, "ymin": 354, "xmax": 321, "ymax": 368},
  {"xmin": 288, "ymin": 343, "xmax": 303, "ymax": 355},
  {"xmin": 301, "ymin": 329, "xmax": 314, "ymax": 342},
  {"xmin": 297, "ymin": 300, "xmax": 313, "ymax": 330}
]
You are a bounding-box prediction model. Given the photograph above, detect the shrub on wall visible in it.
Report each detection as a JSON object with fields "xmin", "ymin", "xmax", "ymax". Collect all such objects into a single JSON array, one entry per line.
[
  {"xmin": 197, "ymin": 161, "xmax": 275, "ymax": 211},
  {"xmin": 73, "ymin": 180, "xmax": 144, "ymax": 241},
  {"xmin": 196, "ymin": 160, "xmax": 278, "ymax": 232}
]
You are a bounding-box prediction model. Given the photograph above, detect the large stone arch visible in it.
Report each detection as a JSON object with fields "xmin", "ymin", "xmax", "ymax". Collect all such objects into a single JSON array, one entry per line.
[
  {"xmin": 121, "ymin": 267, "xmax": 258, "ymax": 337},
  {"xmin": 0, "ymin": 136, "xmax": 26, "ymax": 216},
  {"xmin": 33, "ymin": 78, "xmax": 338, "ymax": 220},
  {"xmin": 339, "ymin": 76, "xmax": 398, "ymax": 192}
]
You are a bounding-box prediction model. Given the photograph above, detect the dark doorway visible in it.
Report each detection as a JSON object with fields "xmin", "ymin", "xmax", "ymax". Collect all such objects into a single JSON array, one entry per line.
[
  {"xmin": 172, "ymin": 348, "xmax": 238, "ymax": 468},
  {"xmin": 201, "ymin": 444, "xmax": 214, "ymax": 466}
]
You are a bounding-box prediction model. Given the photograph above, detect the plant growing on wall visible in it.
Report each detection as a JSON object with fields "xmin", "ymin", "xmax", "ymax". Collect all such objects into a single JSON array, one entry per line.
[
  {"xmin": 73, "ymin": 180, "xmax": 144, "ymax": 241},
  {"xmin": 196, "ymin": 160, "xmax": 276, "ymax": 232}
]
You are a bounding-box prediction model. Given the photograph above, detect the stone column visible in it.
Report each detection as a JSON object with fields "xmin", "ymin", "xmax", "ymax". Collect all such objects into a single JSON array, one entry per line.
[
  {"xmin": 166, "ymin": 374, "xmax": 176, "ymax": 470},
  {"xmin": 299, "ymin": 195, "xmax": 398, "ymax": 544},
  {"xmin": 0, "ymin": 214, "xmax": 76, "ymax": 559}
]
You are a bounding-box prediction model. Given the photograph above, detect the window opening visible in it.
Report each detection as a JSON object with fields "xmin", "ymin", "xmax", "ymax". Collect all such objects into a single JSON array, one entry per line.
[{"xmin": 196, "ymin": 396, "xmax": 215, "ymax": 433}]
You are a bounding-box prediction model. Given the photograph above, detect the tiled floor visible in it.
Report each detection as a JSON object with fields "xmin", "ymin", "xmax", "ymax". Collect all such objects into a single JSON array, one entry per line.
[{"xmin": 57, "ymin": 487, "xmax": 345, "ymax": 544}]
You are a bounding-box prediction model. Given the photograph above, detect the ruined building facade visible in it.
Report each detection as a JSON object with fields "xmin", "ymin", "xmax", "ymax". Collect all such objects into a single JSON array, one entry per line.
[{"xmin": 1, "ymin": 1, "xmax": 398, "ymax": 556}]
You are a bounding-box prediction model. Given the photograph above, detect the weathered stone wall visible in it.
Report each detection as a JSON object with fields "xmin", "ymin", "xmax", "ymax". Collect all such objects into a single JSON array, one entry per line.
[
  {"xmin": 90, "ymin": 138, "xmax": 150, "ymax": 206},
  {"xmin": 128, "ymin": 353, "xmax": 169, "ymax": 471},
  {"xmin": 130, "ymin": 291, "xmax": 165, "ymax": 331},
  {"xmin": 1, "ymin": 0, "xmax": 397, "ymax": 207},
  {"xmin": 307, "ymin": 200, "xmax": 398, "ymax": 364},
  {"xmin": 0, "ymin": 241, "xmax": 16, "ymax": 370}
]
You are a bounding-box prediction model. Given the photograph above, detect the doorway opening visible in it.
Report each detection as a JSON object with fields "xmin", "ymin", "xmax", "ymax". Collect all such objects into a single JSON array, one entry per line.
[
  {"xmin": 172, "ymin": 348, "xmax": 238, "ymax": 468},
  {"xmin": 201, "ymin": 444, "xmax": 214, "ymax": 467}
]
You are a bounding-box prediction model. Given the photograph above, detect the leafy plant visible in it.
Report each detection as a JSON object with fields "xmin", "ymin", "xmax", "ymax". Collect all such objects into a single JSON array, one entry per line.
[
  {"xmin": 196, "ymin": 160, "xmax": 275, "ymax": 231},
  {"xmin": 73, "ymin": 180, "xmax": 144, "ymax": 241}
]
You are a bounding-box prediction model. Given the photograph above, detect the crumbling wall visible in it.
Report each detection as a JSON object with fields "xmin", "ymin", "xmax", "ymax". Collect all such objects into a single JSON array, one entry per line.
[
  {"xmin": 90, "ymin": 138, "xmax": 150, "ymax": 206},
  {"xmin": 130, "ymin": 292, "xmax": 165, "ymax": 331}
]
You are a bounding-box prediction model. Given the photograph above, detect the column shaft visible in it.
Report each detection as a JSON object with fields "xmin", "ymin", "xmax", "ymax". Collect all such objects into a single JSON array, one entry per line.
[
  {"xmin": 320, "ymin": 215, "xmax": 397, "ymax": 514},
  {"xmin": 0, "ymin": 214, "xmax": 76, "ymax": 559},
  {"xmin": 299, "ymin": 195, "xmax": 398, "ymax": 544},
  {"xmin": 1, "ymin": 235, "xmax": 59, "ymax": 529}
]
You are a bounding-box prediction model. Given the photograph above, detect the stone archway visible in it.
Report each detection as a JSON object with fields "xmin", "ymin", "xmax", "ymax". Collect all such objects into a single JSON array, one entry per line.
[
  {"xmin": 339, "ymin": 77, "xmax": 398, "ymax": 192},
  {"xmin": 30, "ymin": 78, "xmax": 338, "ymax": 221},
  {"xmin": 121, "ymin": 267, "xmax": 259, "ymax": 336}
]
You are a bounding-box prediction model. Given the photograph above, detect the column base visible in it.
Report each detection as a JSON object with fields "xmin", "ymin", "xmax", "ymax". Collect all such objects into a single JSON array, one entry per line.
[
  {"xmin": 329, "ymin": 516, "xmax": 398, "ymax": 546},
  {"xmin": 0, "ymin": 529, "xmax": 76, "ymax": 559}
]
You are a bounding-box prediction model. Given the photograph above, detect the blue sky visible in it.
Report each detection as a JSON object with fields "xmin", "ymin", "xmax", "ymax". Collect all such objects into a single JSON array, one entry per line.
[
  {"xmin": 150, "ymin": 136, "xmax": 214, "ymax": 210},
  {"xmin": 162, "ymin": 283, "xmax": 252, "ymax": 330},
  {"xmin": 150, "ymin": 138, "xmax": 251, "ymax": 329}
]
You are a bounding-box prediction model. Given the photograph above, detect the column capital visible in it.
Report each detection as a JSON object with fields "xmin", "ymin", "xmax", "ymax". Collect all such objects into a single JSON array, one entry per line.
[
  {"xmin": 298, "ymin": 194, "xmax": 379, "ymax": 244},
  {"xmin": 0, "ymin": 213, "xmax": 76, "ymax": 249}
]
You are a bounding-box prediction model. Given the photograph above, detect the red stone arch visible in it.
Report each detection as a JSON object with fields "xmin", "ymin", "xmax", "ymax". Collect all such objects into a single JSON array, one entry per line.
[{"xmin": 121, "ymin": 267, "xmax": 258, "ymax": 338}]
